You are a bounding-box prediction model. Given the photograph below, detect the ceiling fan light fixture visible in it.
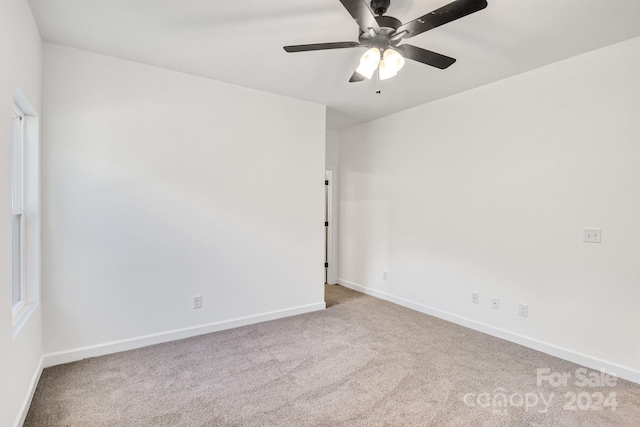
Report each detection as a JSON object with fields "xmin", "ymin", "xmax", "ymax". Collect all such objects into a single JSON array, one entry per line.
[
  {"xmin": 283, "ymin": 0, "xmax": 489, "ymax": 84},
  {"xmin": 356, "ymin": 47, "xmax": 381, "ymax": 79}
]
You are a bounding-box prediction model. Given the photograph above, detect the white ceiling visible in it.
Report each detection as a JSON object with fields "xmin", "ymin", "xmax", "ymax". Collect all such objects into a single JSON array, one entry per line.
[{"xmin": 28, "ymin": 0, "xmax": 640, "ymax": 130}]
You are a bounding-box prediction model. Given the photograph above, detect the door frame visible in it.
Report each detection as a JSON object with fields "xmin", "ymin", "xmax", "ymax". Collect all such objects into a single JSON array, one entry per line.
[{"xmin": 325, "ymin": 167, "xmax": 338, "ymax": 285}]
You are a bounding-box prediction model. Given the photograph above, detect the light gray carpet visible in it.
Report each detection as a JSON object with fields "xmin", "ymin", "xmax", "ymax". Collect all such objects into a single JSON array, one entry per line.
[{"xmin": 25, "ymin": 285, "xmax": 640, "ymax": 426}]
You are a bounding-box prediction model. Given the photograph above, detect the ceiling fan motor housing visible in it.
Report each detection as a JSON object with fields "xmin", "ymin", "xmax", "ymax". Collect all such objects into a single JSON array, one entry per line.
[
  {"xmin": 358, "ymin": 15, "xmax": 402, "ymax": 49},
  {"xmin": 371, "ymin": 0, "xmax": 391, "ymax": 15}
]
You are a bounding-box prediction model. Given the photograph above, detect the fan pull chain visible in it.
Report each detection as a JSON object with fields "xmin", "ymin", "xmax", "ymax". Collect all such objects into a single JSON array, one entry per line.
[{"xmin": 376, "ymin": 67, "xmax": 381, "ymax": 94}]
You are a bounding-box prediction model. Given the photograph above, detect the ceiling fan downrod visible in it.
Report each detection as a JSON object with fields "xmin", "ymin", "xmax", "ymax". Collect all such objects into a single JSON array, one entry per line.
[{"xmin": 370, "ymin": 0, "xmax": 390, "ymax": 16}]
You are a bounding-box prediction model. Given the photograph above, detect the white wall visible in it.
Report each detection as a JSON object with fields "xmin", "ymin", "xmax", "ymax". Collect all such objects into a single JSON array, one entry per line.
[
  {"xmin": 338, "ymin": 36, "xmax": 640, "ymax": 382},
  {"xmin": 0, "ymin": 1, "xmax": 43, "ymax": 426},
  {"xmin": 41, "ymin": 44, "xmax": 326, "ymax": 361},
  {"xmin": 325, "ymin": 128, "xmax": 340, "ymax": 167}
]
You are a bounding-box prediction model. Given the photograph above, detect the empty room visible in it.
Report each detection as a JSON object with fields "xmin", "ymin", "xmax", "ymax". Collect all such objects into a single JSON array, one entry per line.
[{"xmin": 2, "ymin": 0, "xmax": 640, "ymax": 425}]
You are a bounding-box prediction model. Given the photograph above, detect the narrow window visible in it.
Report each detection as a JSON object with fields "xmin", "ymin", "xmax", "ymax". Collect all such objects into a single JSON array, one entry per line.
[
  {"xmin": 12, "ymin": 89, "xmax": 40, "ymax": 338},
  {"xmin": 12, "ymin": 103, "xmax": 25, "ymax": 310}
]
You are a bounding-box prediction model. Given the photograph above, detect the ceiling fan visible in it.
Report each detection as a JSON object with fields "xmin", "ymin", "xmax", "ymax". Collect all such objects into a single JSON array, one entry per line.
[{"xmin": 283, "ymin": 0, "xmax": 488, "ymax": 84}]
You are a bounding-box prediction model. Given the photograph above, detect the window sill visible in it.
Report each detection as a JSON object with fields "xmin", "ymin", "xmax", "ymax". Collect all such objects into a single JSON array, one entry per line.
[{"xmin": 12, "ymin": 302, "xmax": 38, "ymax": 340}]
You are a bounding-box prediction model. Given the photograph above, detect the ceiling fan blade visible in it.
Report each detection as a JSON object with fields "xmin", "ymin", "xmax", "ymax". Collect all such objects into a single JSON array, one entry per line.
[
  {"xmin": 349, "ymin": 71, "xmax": 365, "ymax": 82},
  {"xmin": 396, "ymin": 44, "xmax": 456, "ymax": 69},
  {"xmin": 397, "ymin": 0, "xmax": 488, "ymax": 39},
  {"xmin": 284, "ymin": 41, "xmax": 361, "ymax": 53},
  {"xmin": 339, "ymin": 0, "xmax": 381, "ymax": 34}
]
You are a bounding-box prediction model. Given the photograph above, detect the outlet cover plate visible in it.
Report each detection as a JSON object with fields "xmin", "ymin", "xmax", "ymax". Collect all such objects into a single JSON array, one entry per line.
[
  {"xmin": 193, "ymin": 296, "xmax": 202, "ymax": 309},
  {"xmin": 519, "ymin": 303, "xmax": 528, "ymax": 317}
]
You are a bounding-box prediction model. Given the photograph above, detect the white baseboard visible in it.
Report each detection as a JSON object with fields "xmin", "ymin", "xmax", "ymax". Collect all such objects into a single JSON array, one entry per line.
[
  {"xmin": 338, "ymin": 279, "xmax": 640, "ymax": 385},
  {"xmin": 14, "ymin": 355, "xmax": 44, "ymax": 427},
  {"xmin": 43, "ymin": 302, "xmax": 326, "ymax": 368}
]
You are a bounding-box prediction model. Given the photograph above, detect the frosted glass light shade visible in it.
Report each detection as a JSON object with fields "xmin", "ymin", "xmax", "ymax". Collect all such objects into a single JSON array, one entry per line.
[
  {"xmin": 356, "ymin": 48, "xmax": 381, "ymax": 80},
  {"xmin": 378, "ymin": 59, "xmax": 396, "ymax": 80},
  {"xmin": 379, "ymin": 48, "xmax": 405, "ymax": 80}
]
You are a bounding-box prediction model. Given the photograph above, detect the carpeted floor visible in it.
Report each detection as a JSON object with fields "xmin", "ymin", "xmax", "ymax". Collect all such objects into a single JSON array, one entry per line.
[{"xmin": 25, "ymin": 285, "xmax": 640, "ymax": 426}]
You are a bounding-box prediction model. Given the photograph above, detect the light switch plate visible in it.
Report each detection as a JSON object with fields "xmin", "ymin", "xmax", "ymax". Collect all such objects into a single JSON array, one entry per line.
[{"xmin": 583, "ymin": 228, "xmax": 602, "ymax": 243}]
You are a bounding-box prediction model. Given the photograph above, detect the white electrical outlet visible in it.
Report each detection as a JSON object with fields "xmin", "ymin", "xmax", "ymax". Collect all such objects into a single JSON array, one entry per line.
[
  {"xmin": 471, "ymin": 293, "xmax": 479, "ymax": 304},
  {"xmin": 492, "ymin": 298, "xmax": 499, "ymax": 310},
  {"xmin": 193, "ymin": 295, "xmax": 202, "ymax": 309},
  {"xmin": 383, "ymin": 271, "xmax": 388, "ymax": 280},
  {"xmin": 519, "ymin": 303, "xmax": 528, "ymax": 318},
  {"xmin": 583, "ymin": 228, "xmax": 602, "ymax": 243}
]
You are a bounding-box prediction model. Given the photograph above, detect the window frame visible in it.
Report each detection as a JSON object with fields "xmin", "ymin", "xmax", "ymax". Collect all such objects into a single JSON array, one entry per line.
[
  {"xmin": 12, "ymin": 103, "xmax": 26, "ymax": 313},
  {"xmin": 11, "ymin": 87, "xmax": 41, "ymax": 339}
]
